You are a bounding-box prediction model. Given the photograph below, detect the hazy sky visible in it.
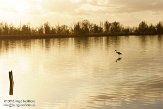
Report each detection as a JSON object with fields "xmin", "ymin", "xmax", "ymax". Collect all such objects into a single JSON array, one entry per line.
[{"xmin": 0, "ymin": 0, "xmax": 162, "ymax": 26}]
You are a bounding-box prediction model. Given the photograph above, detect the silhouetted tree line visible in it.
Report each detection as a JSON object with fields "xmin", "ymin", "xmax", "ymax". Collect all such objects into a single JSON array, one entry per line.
[{"xmin": 0, "ymin": 20, "xmax": 162, "ymax": 37}]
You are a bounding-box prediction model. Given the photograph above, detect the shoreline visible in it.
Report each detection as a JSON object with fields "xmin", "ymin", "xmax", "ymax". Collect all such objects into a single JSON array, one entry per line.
[{"xmin": 0, "ymin": 33, "xmax": 162, "ymax": 39}]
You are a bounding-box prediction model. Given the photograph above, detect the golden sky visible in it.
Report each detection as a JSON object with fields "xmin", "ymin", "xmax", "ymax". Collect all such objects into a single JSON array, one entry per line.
[{"xmin": 0, "ymin": 0, "xmax": 162, "ymax": 26}]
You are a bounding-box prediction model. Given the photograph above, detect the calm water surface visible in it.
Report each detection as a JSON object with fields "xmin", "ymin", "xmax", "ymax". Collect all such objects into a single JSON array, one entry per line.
[{"xmin": 0, "ymin": 35, "xmax": 163, "ymax": 109}]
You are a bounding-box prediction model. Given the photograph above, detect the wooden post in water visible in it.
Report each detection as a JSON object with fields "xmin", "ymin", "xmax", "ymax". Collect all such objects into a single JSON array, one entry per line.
[{"xmin": 9, "ymin": 70, "xmax": 14, "ymax": 95}]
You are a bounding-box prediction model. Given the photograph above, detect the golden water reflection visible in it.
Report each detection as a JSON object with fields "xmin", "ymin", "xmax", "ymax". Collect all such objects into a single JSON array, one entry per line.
[{"xmin": 0, "ymin": 35, "xmax": 163, "ymax": 109}]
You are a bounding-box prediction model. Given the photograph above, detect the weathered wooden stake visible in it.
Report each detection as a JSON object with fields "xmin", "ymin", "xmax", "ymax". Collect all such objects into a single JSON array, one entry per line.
[{"xmin": 9, "ymin": 70, "xmax": 14, "ymax": 95}]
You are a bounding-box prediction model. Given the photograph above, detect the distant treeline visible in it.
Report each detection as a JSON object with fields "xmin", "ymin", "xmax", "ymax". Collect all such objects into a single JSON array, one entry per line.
[{"xmin": 0, "ymin": 20, "xmax": 163, "ymax": 37}]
